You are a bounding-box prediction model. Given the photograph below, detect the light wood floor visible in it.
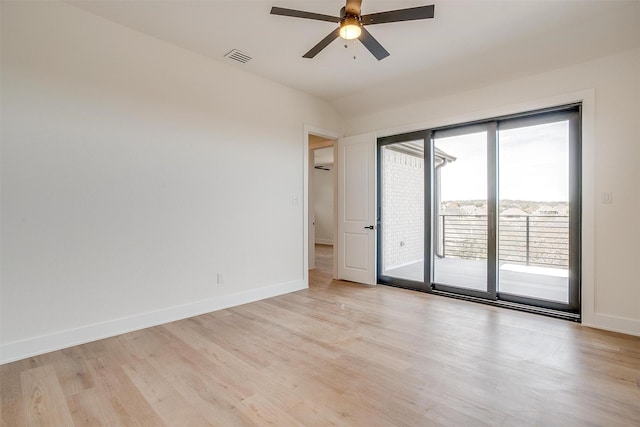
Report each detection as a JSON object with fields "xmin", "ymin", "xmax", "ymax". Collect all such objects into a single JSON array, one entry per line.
[{"xmin": 2, "ymin": 245, "xmax": 639, "ymax": 426}]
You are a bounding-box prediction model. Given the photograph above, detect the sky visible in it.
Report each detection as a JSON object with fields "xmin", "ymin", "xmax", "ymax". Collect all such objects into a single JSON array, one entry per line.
[{"xmin": 435, "ymin": 121, "xmax": 570, "ymax": 202}]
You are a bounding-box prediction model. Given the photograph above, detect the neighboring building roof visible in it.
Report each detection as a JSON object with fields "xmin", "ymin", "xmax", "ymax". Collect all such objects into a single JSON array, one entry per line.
[{"xmin": 501, "ymin": 207, "xmax": 528, "ymax": 216}]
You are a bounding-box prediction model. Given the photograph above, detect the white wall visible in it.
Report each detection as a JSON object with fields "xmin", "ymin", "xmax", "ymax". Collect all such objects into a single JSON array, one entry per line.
[
  {"xmin": 343, "ymin": 48, "xmax": 640, "ymax": 336},
  {"xmin": 313, "ymin": 148, "xmax": 334, "ymax": 245},
  {"xmin": 313, "ymin": 168, "xmax": 334, "ymax": 245},
  {"xmin": 0, "ymin": 1, "xmax": 339, "ymax": 363}
]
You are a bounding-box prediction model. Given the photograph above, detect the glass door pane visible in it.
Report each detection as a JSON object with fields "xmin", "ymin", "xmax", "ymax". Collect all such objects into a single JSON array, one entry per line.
[
  {"xmin": 498, "ymin": 119, "xmax": 570, "ymax": 303},
  {"xmin": 379, "ymin": 140, "xmax": 424, "ymax": 283},
  {"xmin": 433, "ymin": 130, "xmax": 489, "ymax": 295}
]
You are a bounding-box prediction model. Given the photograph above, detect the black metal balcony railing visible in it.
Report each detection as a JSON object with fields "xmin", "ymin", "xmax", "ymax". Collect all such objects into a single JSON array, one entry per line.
[{"xmin": 438, "ymin": 214, "xmax": 569, "ymax": 269}]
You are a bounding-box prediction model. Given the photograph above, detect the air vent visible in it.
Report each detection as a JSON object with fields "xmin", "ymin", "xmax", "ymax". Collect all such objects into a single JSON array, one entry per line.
[{"xmin": 224, "ymin": 49, "xmax": 252, "ymax": 64}]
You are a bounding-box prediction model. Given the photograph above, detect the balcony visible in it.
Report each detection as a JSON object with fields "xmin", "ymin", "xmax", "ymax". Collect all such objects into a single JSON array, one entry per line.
[{"xmin": 385, "ymin": 214, "xmax": 570, "ymax": 303}]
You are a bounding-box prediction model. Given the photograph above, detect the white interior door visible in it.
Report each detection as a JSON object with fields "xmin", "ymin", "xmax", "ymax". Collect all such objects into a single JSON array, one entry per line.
[{"xmin": 337, "ymin": 133, "xmax": 376, "ymax": 285}]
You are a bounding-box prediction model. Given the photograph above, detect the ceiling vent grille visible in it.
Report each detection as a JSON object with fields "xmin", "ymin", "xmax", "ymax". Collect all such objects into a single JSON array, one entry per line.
[{"xmin": 224, "ymin": 49, "xmax": 252, "ymax": 64}]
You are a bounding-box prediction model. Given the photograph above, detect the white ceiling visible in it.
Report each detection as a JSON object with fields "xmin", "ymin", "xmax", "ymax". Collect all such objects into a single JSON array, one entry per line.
[{"xmin": 69, "ymin": 0, "xmax": 640, "ymax": 115}]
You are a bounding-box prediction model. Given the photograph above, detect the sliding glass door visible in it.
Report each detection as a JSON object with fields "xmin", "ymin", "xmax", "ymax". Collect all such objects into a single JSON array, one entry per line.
[
  {"xmin": 496, "ymin": 112, "xmax": 580, "ymax": 310},
  {"xmin": 378, "ymin": 106, "xmax": 581, "ymax": 317},
  {"xmin": 432, "ymin": 125, "xmax": 496, "ymax": 299},
  {"xmin": 378, "ymin": 132, "xmax": 428, "ymax": 290}
]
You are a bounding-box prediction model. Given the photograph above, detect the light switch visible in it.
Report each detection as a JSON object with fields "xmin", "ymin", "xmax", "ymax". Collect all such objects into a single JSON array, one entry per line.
[{"xmin": 601, "ymin": 191, "xmax": 613, "ymax": 204}]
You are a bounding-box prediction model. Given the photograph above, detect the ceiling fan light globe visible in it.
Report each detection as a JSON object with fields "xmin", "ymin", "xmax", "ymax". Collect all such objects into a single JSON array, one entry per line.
[{"xmin": 339, "ymin": 18, "xmax": 361, "ymax": 40}]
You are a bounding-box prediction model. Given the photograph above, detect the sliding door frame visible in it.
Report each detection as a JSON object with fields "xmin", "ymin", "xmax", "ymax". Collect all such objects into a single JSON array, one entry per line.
[
  {"xmin": 495, "ymin": 109, "xmax": 581, "ymax": 313},
  {"xmin": 377, "ymin": 104, "xmax": 582, "ymax": 319},
  {"xmin": 429, "ymin": 122, "xmax": 499, "ymax": 300},
  {"xmin": 377, "ymin": 130, "xmax": 431, "ymax": 292}
]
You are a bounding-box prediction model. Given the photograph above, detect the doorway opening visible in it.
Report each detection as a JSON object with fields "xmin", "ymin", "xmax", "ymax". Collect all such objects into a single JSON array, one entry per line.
[{"xmin": 308, "ymin": 134, "xmax": 337, "ymax": 277}]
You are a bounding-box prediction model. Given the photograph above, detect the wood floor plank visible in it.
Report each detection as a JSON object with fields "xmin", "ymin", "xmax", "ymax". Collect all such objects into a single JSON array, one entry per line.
[
  {"xmin": 1, "ymin": 401, "xmax": 25, "ymax": 427},
  {"xmin": 1, "ymin": 245, "xmax": 639, "ymax": 426},
  {"xmin": 121, "ymin": 359, "xmax": 212, "ymax": 426},
  {"xmin": 237, "ymin": 394, "xmax": 306, "ymax": 427},
  {"xmin": 250, "ymin": 365, "xmax": 351, "ymax": 425},
  {"xmin": 79, "ymin": 359, "xmax": 164, "ymax": 426},
  {"xmin": 1, "ymin": 359, "xmax": 27, "ymax": 426},
  {"xmin": 46, "ymin": 347, "xmax": 94, "ymax": 397},
  {"xmin": 66, "ymin": 386, "xmax": 136, "ymax": 427},
  {"xmin": 284, "ymin": 399, "xmax": 353, "ymax": 427},
  {"xmin": 20, "ymin": 365, "xmax": 75, "ymax": 426},
  {"xmin": 142, "ymin": 340, "xmax": 257, "ymax": 426},
  {"xmin": 160, "ymin": 321, "xmax": 261, "ymax": 398}
]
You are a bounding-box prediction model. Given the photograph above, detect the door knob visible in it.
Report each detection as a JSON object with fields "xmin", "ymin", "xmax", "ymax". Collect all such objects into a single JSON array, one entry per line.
[{"xmin": 364, "ymin": 225, "xmax": 375, "ymax": 230}]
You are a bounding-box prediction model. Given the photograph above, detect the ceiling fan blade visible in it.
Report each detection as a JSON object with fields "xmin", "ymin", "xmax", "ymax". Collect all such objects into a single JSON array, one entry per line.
[
  {"xmin": 361, "ymin": 5, "xmax": 435, "ymax": 25},
  {"xmin": 270, "ymin": 7, "xmax": 339, "ymax": 23},
  {"xmin": 359, "ymin": 27, "xmax": 390, "ymax": 61},
  {"xmin": 345, "ymin": 0, "xmax": 362, "ymax": 16},
  {"xmin": 303, "ymin": 28, "xmax": 341, "ymax": 59}
]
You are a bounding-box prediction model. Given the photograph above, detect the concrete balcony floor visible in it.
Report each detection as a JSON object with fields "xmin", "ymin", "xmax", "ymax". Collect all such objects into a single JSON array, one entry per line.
[{"xmin": 384, "ymin": 257, "xmax": 568, "ymax": 303}]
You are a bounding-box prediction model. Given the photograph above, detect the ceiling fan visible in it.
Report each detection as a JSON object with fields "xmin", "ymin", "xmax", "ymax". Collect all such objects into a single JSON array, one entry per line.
[{"xmin": 270, "ymin": 0, "xmax": 435, "ymax": 61}]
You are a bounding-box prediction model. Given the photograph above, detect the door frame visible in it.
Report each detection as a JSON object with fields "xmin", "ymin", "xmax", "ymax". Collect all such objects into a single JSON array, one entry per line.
[{"xmin": 304, "ymin": 126, "xmax": 341, "ymax": 286}]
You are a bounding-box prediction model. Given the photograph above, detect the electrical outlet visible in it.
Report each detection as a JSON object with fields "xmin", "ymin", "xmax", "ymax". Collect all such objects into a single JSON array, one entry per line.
[
  {"xmin": 216, "ymin": 273, "xmax": 223, "ymax": 284},
  {"xmin": 601, "ymin": 191, "xmax": 613, "ymax": 204}
]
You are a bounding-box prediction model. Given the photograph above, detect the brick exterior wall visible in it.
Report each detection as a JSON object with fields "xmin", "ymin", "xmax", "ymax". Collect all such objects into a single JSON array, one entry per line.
[{"xmin": 381, "ymin": 148, "xmax": 424, "ymax": 271}]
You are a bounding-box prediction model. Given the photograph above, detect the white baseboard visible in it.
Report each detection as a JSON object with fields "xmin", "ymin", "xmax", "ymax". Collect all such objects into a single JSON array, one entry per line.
[
  {"xmin": 582, "ymin": 313, "xmax": 640, "ymax": 337},
  {"xmin": 315, "ymin": 238, "xmax": 334, "ymax": 246},
  {"xmin": 0, "ymin": 280, "xmax": 306, "ymax": 365}
]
